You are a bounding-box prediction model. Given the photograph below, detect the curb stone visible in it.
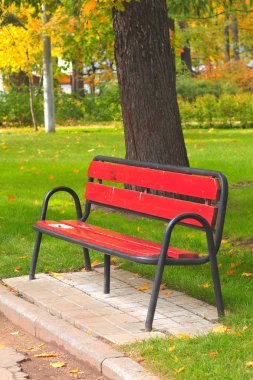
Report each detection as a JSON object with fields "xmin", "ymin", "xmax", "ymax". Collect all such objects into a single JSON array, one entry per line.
[{"xmin": 0, "ymin": 284, "xmax": 159, "ymax": 380}]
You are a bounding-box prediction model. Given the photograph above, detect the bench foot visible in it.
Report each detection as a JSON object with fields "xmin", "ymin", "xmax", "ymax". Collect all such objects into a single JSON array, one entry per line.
[
  {"xmin": 29, "ymin": 232, "xmax": 42, "ymax": 281},
  {"xmin": 83, "ymin": 247, "xmax": 92, "ymax": 271},
  {"xmin": 210, "ymin": 253, "xmax": 224, "ymax": 317},
  {"xmin": 104, "ymin": 254, "xmax": 110, "ymax": 294}
]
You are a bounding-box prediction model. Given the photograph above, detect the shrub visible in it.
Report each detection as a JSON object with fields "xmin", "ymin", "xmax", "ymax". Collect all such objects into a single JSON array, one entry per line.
[{"xmin": 55, "ymin": 93, "xmax": 84, "ymax": 122}]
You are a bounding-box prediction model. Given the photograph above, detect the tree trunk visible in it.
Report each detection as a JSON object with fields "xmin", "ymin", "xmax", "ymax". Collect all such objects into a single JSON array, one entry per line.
[
  {"xmin": 28, "ymin": 74, "xmax": 38, "ymax": 131},
  {"xmin": 113, "ymin": 0, "xmax": 189, "ymax": 167},
  {"xmin": 231, "ymin": 15, "xmax": 239, "ymax": 60},
  {"xmin": 42, "ymin": 3, "xmax": 55, "ymax": 133},
  {"xmin": 224, "ymin": 13, "xmax": 230, "ymax": 62},
  {"xmin": 71, "ymin": 60, "xmax": 85, "ymax": 97}
]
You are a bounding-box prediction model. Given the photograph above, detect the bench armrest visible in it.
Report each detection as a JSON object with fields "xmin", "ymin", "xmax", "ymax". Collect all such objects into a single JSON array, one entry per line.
[
  {"xmin": 39, "ymin": 186, "xmax": 82, "ymax": 220},
  {"xmin": 160, "ymin": 212, "xmax": 216, "ymax": 263}
]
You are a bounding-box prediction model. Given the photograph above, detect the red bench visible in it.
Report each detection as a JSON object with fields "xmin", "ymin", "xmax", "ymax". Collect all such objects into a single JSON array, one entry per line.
[{"xmin": 30, "ymin": 156, "xmax": 228, "ymax": 331}]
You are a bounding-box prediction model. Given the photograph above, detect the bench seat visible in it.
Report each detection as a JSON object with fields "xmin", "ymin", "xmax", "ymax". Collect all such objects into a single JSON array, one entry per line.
[{"xmin": 35, "ymin": 220, "xmax": 199, "ymax": 262}]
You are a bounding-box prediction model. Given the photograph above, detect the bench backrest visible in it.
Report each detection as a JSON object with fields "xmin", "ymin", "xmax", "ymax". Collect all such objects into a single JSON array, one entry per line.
[{"xmin": 85, "ymin": 156, "xmax": 228, "ymax": 248}]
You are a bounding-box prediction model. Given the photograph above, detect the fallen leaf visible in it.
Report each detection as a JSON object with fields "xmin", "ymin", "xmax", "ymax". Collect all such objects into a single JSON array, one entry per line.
[
  {"xmin": 136, "ymin": 357, "xmax": 145, "ymax": 363},
  {"xmin": 72, "ymin": 169, "xmax": 80, "ymax": 173},
  {"xmin": 221, "ymin": 239, "xmax": 229, "ymax": 244},
  {"xmin": 50, "ymin": 361, "xmax": 66, "ymax": 368},
  {"xmin": 91, "ymin": 259, "xmax": 102, "ymax": 267},
  {"xmin": 230, "ymin": 261, "xmax": 243, "ymax": 268},
  {"xmin": 134, "ymin": 273, "xmax": 142, "ymax": 277},
  {"xmin": 212, "ymin": 325, "xmax": 228, "ymax": 334},
  {"xmin": 168, "ymin": 345, "xmax": 176, "ymax": 352},
  {"xmin": 69, "ymin": 369, "xmax": 79, "ymax": 373},
  {"xmin": 198, "ymin": 253, "xmax": 207, "ymax": 257},
  {"xmin": 160, "ymin": 283, "xmax": 167, "ymax": 290},
  {"xmin": 164, "ymin": 291, "xmax": 173, "ymax": 296},
  {"xmin": 172, "ymin": 355, "xmax": 179, "ymax": 363},
  {"xmin": 49, "ymin": 272, "xmax": 62, "ymax": 277},
  {"xmin": 8, "ymin": 195, "xmax": 15, "ymax": 201},
  {"xmin": 137, "ymin": 285, "xmax": 151, "ymax": 291},
  {"xmin": 178, "ymin": 333, "xmax": 192, "ymax": 339},
  {"xmin": 18, "ymin": 256, "xmax": 27, "ymax": 259},
  {"xmin": 10, "ymin": 331, "xmax": 19, "ymax": 335},
  {"xmin": 243, "ymin": 326, "xmax": 248, "ymax": 331},
  {"xmin": 209, "ymin": 351, "xmax": 217, "ymax": 358},
  {"xmin": 14, "ymin": 266, "xmax": 21, "ymax": 272},
  {"xmin": 225, "ymin": 269, "xmax": 236, "ymax": 275},
  {"xmin": 242, "ymin": 272, "xmax": 253, "ymax": 277},
  {"xmin": 112, "ymin": 264, "xmax": 122, "ymax": 270},
  {"xmin": 2, "ymin": 145, "xmax": 8, "ymax": 150},
  {"xmin": 229, "ymin": 329, "xmax": 242, "ymax": 337},
  {"xmin": 34, "ymin": 200, "xmax": 39, "ymax": 205},
  {"xmin": 88, "ymin": 148, "xmax": 95, "ymax": 152},
  {"xmin": 49, "ymin": 175, "xmax": 54, "ymax": 180},
  {"xmin": 0, "ymin": 344, "xmax": 5, "ymax": 348},
  {"xmin": 34, "ymin": 352, "xmax": 58, "ymax": 358},
  {"xmin": 201, "ymin": 283, "xmax": 209, "ymax": 288},
  {"xmin": 246, "ymin": 362, "xmax": 253, "ymax": 367},
  {"xmin": 177, "ymin": 367, "xmax": 185, "ymax": 373}
]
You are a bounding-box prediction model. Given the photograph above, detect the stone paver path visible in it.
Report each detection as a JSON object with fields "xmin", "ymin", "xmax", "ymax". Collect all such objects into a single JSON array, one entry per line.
[
  {"xmin": 0, "ymin": 347, "xmax": 28, "ymax": 380},
  {"xmin": 4, "ymin": 267, "xmax": 220, "ymax": 345}
]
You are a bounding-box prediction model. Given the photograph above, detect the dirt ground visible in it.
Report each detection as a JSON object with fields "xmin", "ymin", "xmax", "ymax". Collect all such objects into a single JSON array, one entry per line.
[{"xmin": 0, "ymin": 312, "xmax": 107, "ymax": 380}]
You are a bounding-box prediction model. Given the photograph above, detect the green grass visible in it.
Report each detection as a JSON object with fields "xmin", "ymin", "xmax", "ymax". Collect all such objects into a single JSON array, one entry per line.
[{"xmin": 1, "ymin": 126, "xmax": 253, "ymax": 379}]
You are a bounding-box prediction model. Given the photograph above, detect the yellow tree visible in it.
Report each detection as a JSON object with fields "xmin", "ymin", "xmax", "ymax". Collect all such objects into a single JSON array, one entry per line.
[{"xmin": 0, "ymin": 4, "xmax": 42, "ymax": 130}]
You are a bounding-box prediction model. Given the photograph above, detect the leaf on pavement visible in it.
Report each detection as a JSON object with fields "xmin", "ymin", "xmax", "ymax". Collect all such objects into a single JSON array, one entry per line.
[
  {"xmin": 50, "ymin": 361, "xmax": 66, "ymax": 368},
  {"xmin": 137, "ymin": 285, "xmax": 151, "ymax": 291},
  {"xmin": 34, "ymin": 352, "xmax": 58, "ymax": 358}
]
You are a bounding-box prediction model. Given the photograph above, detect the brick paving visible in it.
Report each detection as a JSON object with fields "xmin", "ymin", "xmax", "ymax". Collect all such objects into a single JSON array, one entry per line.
[{"xmin": 4, "ymin": 267, "xmax": 220, "ymax": 345}]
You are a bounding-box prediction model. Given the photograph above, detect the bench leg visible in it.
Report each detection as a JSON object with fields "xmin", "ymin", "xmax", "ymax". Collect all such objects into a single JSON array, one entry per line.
[
  {"xmin": 145, "ymin": 261, "xmax": 166, "ymax": 332},
  {"xmin": 29, "ymin": 232, "xmax": 42, "ymax": 280},
  {"xmin": 210, "ymin": 254, "xmax": 224, "ymax": 317},
  {"xmin": 82, "ymin": 247, "xmax": 92, "ymax": 271},
  {"xmin": 104, "ymin": 254, "xmax": 110, "ymax": 294}
]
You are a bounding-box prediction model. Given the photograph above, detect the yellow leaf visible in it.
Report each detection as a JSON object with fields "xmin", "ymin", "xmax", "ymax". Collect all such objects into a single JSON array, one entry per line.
[
  {"xmin": 242, "ymin": 326, "xmax": 248, "ymax": 331},
  {"xmin": 164, "ymin": 291, "xmax": 173, "ymax": 296},
  {"xmin": 201, "ymin": 283, "xmax": 209, "ymax": 288},
  {"xmin": 172, "ymin": 355, "xmax": 179, "ymax": 363},
  {"xmin": 69, "ymin": 369, "xmax": 79, "ymax": 373},
  {"xmin": 198, "ymin": 253, "xmax": 207, "ymax": 257},
  {"xmin": 49, "ymin": 175, "xmax": 55, "ymax": 180},
  {"xmin": 212, "ymin": 325, "xmax": 228, "ymax": 334},
  {"xmin": 14, "ymin": 266, "xmax": 21, "ymax": 272},
  {"xmin": 10, "ymin": 331, "xmax": 19, "ymax": 335},
  {"xmin": 242, "ymin": 272, "xmax": 253, "ymax": 277},
  {"xmin": 72, "ymin": 169, "xmax": 80, "ymax": 173},
  {"xmin": 18, "ymin": 256, "xmax": 27, "ymax": 259},
  {"xmin": 84, "ymin": 0, "xmax": 96, "ymax": 16},
  {"xmin": 137, "ymin": 285, "xmax": 151, "ymax": 291},
  {"xmin": 50, "ymin": 362, "xmax": 66, "ymax": 368},
  {"xmin": 177, "ymin": 367, "xmax": 185, "ymax": 373},
  {"xmin": 246, "ymin": 362, "xmax": 253, "ymax": 367},
  {"xmin": 168, "ymin": 345, "xmax": 176, "ymax": 352},
  {"xmin": 34, "ymin": 352, "xmax": 58, "ymax": 358},
  {"xmin": 0, "ymin": 344, "xmax": 5, "ymax": 348},
  {"xmin": 160, "ymin": 283, "xmax": 167, "ymax": 290},
  {"xmin": 209, "ymin": 351, "xmax": 217, "ymax": 358},
  {"xmin": 178, "ymin": 333, "xmax": 192, "ymax": 339},
  {"xmin": 91, "ymin": 259, "xmax": 102, "ymax": 267},
  {"xmin": 49, "ymin": 272, "xmax": 62, "ymax": 277}
]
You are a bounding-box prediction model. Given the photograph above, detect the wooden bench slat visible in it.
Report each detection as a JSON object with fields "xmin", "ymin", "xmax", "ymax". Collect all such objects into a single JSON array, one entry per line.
[
  {"xmin": 88, "ymin": 161, "xmax": 220, "ymax": 200},
  {"xmin": 85, "ymin": 182, "xmax": 217, "ymax": 228},
  {"xmin": 36, "ymin": 220, "xmax": 199, "ymax": 259}
]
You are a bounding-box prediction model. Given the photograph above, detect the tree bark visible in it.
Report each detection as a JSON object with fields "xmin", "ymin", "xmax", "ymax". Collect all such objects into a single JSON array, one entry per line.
[
  {"xmin": 224, "ymin": 13, "xmax": 230, "ymax": 62},
  {"xmin": 42, "ymin": 3, "xmax": 55, "ymax": 133},
  {"xmin": 71, "ymin": 60, "xmax": 85, "ymax": 97},
  {"xmin": 113, "ymin": 0, "xmax": 188, "ymax": 167},
  {"xmin": 231, "ymin": 15, "xmax": 239, "ymax": 60}
]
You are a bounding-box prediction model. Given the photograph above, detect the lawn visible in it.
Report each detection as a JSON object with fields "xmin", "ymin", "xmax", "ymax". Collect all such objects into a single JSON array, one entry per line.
[{"xmin": 0, "ymin": 126, "xmax": 253, "ymax": 379}]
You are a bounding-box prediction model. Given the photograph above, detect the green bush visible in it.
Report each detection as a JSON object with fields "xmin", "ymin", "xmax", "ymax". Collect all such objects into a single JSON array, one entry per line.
[
  {"xmin": 177, "ymin": 77, "xmax": 238, "ymax": 102},
  {"xmin": 55, "ymin": 93, "xmax": 84, "ymax": 122}
]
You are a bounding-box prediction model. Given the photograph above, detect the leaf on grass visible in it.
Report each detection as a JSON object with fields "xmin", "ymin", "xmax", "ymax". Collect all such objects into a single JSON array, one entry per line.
[
  {"xmin": 72, "ymin": 169, "xmax": 80, "ymax": 173},
  {"xmin": 209, "ymin": 351, "xmax": 217, "ymax": 358},
  {"xmin": 225, "ymin": 269, "xmax": 236, "ymax": 275},
  {"xmin": 198, "ymin": 253, "xmax": 207, "ymax": 257},
  {"xmin": 8, "ymin": 195, "xmax": 15, "ymax": 201},
  {"xmin": 137, "ymin": 285, "xmax": 151, "ymax": 291},
  {"xmin": 91, "ymin": 259, "xmax": 102, "ymax": 267},
  {"xmin": 242, "ymin": 326, "xmax": 248, "ymax": 331},
  {"xmin": 168, "ymin": 345, "xmax": 176, "ymax": 352},
  {"xmin": 172, "ymin": 355, "xmax": 179, "ymax": 363},
  {"xmin": 230, "ymin": 261, "xmax": 243, "ymax": 268},
  {"xmin": 50, "ymin": 361, "xmax": 66, "ymax": 368},
  {"xmin": 242, "ymin": 272, "xmax": 253, "ymax": 277},
  {"xmin": 14, "ymin": 266, "xmax": 21, "ymax": 272},
  {"xmin": 34, "ymin": 352, "xmax": 58, "ymax": 358},
  {"xmin": 0, "ymin": 344, "xmax": 5, "ymax": 348},
  {"xmin": 177, "ymin": 367, "xmax": 185, "ymax": 373},
  {"xmin": 201, "ymin": 283, "xmax": 209, "ymax": 288},
  {"xmin": 69, "ymin": 369, "xmax": 79, "ymax": 373},
  {"xmin": 18, "ymin": 256, "xmax": 27, "ymax": 259},
  {"xmin": 88, "ymin": 148, "xmax": 95, "ymax": 152},
  {"xmin": 49, "ymin": 175, "xmax": 55, "ymax": 180},
  {"xmin": 160, "ymin": 283, "xmax": 167, "ymax": 290},
  {"xmin": 211, "ymin": 325, "xmax": 228, "ymax": 334},
  {"xmin": 229, "ymin": 329, "xmax": 242, "ymax": 337},
  {"xmin": 245, "ymin": 362, "xmax": 253, "ymax": 367},
  {"xmin": 2, "ymin": 145, "xmax": 8, "ymax": 150},
  {"xmin": 134, "ymin": 273, "xmax": 142, "ymax": 277},
  {"xmin": 178, "ymin": 333, "xmax": 192, "ymax": 339}
]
